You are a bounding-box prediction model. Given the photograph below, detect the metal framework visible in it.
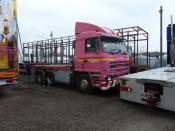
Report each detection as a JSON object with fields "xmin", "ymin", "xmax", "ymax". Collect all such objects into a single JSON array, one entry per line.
[
  {"xmin": 23, "ymin": 36, "xmax": 75, "ymax": 64},
  {"xmin": 23, "ymin": 26, "xmax": 149, "ymax": 67},
  {"xmin": 114, "ymin": 26, "xmax": 149, "ymax": 68}
]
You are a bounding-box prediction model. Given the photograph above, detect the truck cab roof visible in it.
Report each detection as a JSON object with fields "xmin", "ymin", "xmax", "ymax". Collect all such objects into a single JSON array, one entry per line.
[{"xmin": 75, "ymin": 22, "xmax": 123, "ymax": 40}]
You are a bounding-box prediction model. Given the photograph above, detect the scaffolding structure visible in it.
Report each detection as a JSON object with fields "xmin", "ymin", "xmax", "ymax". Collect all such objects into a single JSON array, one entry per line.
[
  {"xmin": 23, "ymin": 26, "xmax": 149, "ymax": 70},
  {"xmin": 23, "ymin": 36, "xmax": 75, "ymax": 64},
  {"xmin": 114, "ymin": 26, "xmax": 149, "ymax": 68}
]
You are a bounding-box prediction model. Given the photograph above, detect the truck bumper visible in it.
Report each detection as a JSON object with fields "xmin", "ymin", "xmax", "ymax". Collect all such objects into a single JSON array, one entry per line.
[{"xmin": 100, "ymin": 80, "xmax": 118, "ymax": 90}]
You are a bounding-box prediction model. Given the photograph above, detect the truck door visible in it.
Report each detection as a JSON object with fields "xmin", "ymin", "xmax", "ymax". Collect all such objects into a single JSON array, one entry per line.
[{"xmin": 83, "ymin": 37, "xmax": 101, "ymax": 72}]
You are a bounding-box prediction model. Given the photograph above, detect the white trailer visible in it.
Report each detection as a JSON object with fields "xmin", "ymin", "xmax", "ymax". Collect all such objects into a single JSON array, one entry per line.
[{"xmin": 119, "ymin": 67, "xmax": 175, "ymax": 112}]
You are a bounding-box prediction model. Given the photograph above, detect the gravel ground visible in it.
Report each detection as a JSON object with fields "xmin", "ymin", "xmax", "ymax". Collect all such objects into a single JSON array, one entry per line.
[{"xmin": 0, "ymin": 77, "xmax": 175, "ymax": 131}]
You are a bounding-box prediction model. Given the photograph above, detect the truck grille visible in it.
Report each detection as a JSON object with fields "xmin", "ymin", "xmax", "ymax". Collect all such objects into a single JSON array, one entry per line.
[{"xmin": 109, "ymin": 61, "xmax": 129, "ymax": 76}]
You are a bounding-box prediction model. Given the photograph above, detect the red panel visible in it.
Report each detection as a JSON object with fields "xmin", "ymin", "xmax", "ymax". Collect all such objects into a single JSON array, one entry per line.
[{"xmin": 120, "ymin": 86, "xmax": 129, "ymax": 92}]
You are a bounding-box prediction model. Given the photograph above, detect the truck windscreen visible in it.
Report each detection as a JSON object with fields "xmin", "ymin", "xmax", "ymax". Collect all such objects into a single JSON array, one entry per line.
[{"xmin": 101, "ymin": 36, "xmax": 127, "ymax": 54}]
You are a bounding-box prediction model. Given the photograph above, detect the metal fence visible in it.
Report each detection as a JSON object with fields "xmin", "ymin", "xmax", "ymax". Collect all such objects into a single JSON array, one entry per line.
[
  {"xmin": 23, "ymin": 36, "xmax": 75, "ymax": 64},
  {"xmin": 114, "ymin": 26, "xmax": 149, "ymax": 68}
]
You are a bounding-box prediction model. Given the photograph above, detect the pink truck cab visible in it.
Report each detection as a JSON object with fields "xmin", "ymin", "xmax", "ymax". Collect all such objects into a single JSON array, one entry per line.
[
  {"xmin": 23, "ymin": 22, "xmax": 130, "ymax": 94},
  {"xmin": 74, "ymin": 22, "xmax": 130, "ymax": 92}
]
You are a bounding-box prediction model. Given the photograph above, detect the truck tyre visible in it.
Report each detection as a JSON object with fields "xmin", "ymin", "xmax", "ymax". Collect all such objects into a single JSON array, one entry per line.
[
  {"xmin": 78, "ymin": 74, "xmax": 94, "ymax": 94},
  {"xmin": 35, "ymin": 73, "xmax": 43, "ymax": 84}
]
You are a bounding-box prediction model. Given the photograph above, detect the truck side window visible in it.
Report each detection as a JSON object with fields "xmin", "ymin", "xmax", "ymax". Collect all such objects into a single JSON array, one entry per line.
[{"xmin": 85, "ymin": 38, "xmax": 99, "ymax": 52}]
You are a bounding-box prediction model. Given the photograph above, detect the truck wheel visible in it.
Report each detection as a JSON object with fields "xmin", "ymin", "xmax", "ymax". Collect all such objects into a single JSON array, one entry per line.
[
  {"xmin": 78, "ymin": 74, "xmax": 94, "ymax": 94},
  {"xmin": 36, "ymin": 73, "xmax": 43, "ymax": 84}
]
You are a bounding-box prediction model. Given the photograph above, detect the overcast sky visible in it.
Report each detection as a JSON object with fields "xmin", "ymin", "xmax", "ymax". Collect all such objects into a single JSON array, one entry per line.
[{"xmin": 17, "ymin": 0, "xmax": 175, "ymax": 52}]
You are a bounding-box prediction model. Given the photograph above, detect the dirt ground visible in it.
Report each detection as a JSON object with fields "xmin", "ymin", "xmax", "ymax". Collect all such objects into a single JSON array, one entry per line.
[{"xmin": 0, "ymin": 76, "xmax": 175, "ymax": 131}]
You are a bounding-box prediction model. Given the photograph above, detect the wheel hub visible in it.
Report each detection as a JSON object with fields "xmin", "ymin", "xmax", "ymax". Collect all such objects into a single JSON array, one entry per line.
[{"xmin": 80, "ymin": 80, "xmax": 88, "ymax": 89}]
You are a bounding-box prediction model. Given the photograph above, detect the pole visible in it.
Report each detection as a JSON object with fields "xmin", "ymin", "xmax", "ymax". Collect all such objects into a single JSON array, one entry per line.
[
  {"xmin": 136, "ymin": 29, "xmax": 139, "ymax": 65},
  {"xmin": 134, "ymin": 36, "xmax": 136, "ymax": 64},
  {"xmin": 50, "ymin": 31, "xmax": 53, "ymax": 63},
  {"xmin": 50, "ymin": 31, "xmax": 53, "ymax": 40},
  {"xmin": 146, "ymin": 33, "xmax": 149, "ymax": 69},
  {"xmin": 159, "ymin": 6, "xmax": 163, "ymax": 67}
]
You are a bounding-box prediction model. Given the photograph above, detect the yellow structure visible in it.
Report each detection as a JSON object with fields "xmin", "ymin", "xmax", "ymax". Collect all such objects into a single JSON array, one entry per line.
[{"xmin": 0, "ymin": 47, "xmax": 9, "ymax": 69}]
